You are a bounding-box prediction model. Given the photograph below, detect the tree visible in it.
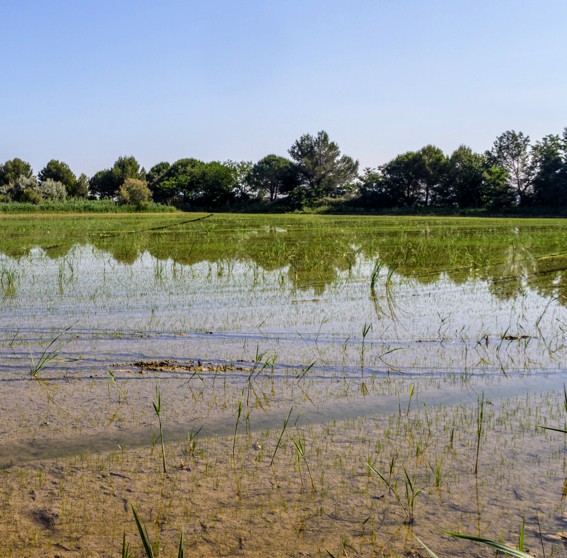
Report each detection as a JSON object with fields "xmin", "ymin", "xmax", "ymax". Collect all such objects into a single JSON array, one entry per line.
[
  {"xmin": 378, "ymin": 151, "xmax": 423, "ymax": 207},
  {"xmin": 248, "ymin": 155, "xmax": 300, "ymax": 202},
  {"xmin": 69, "ymin": 173, "xmax": 89, "ymax": 198},
  {"xmin": 0, "ymin": 176, "xmax": 63, "ymax": 203},
  {"xmin": 416, "ymin": 145, "xmax": 447, "ymax": 206},
  {"xmin": 0, "ymin": 176, "xmax": 37, "ymax": 202},
  {"xmin": 146, "ymin": 162, "xmax": 171, "ymax": 189},
  {"xmin": 359, "ymin": 167, "xmax": 397, "ymax": 208},
  {"xmin": 150, "ymin": 158, "xmax": 236, "ymax": 207},
  {"xmin": 89, "ymin": 156, "xmax": 145, "ymax": 198},
  {"xmin": 89, "ymin": 169, "xmax": 115, "ymax": 198},
  {"xmin": 490, "ymin": 130, "xmax": 533, "ymax": 206},
  {"xmin": 191, "ymin": 161, "xmax": 237, "ymax": 206},
  {"xmin": 0, "ymin": 158, "xmax": 33, "ymax": 186},
  {"xmin": 150, "ymin": 158, "xmax": 202, "ymax": 204},
  {"xmin": 111, "ymin": 156, "xmax": 145, "ymax": 187},
  {"xmin": 482, "ymin": 166, "xmax": 515, "ymax": 209},
  {"xmin": 531, "ymin": 133, "xmax": 567, "ymax": 207},
  {"xmin": 38, "ymin": 160, "xmax": 77, "ymax": 194},
  {"xmin": 445, "ymin": 146, "xmax": 486, "ymax": 208},
  {"xmin": 223, "ymin": 160, "xmax": 254, "ymax": 200},
  {"xmin": 288, "ymin": 131, "xmax": 359, "ymax": 200}
]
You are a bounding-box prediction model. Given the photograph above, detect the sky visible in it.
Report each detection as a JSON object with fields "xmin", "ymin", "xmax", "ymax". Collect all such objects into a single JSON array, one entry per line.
[{"xmin": 1, "ymin": 0, "xmax": 566, "ymax": 177}]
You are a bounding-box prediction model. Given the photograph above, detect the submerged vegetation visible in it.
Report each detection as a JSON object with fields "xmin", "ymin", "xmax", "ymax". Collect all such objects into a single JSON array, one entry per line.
[
  {"xmin": 1, "ymin": 213, "xmax": 566, "ymax": 305},
  {"xmin": 0, "ymin": 214, "xmax": 566, "ymax": 556}
]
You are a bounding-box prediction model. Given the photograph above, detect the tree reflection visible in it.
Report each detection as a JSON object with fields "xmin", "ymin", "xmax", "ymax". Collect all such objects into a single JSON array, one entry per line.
[{"xmin": 0, "ymin": 217, "xmax": 565, "ymax": 305}]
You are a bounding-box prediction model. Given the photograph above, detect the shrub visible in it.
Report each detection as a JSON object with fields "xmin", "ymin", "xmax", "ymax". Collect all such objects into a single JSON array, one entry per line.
[
  {"xmin": 35, "ymin": 179, "xmax": 68, "ymax": 201},
  {"xmin": 117, "ymin": 178, "xmax": 153, "ymax": 208}
]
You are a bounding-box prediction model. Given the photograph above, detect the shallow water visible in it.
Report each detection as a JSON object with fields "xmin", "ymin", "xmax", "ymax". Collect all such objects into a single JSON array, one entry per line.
[
  {"xmin": 1, "ymin": 214, "xmax": 567, "ymax": 555},
  {"xmin": 0, "ymin": 214, "xmax": 566, "ymax": 455}
]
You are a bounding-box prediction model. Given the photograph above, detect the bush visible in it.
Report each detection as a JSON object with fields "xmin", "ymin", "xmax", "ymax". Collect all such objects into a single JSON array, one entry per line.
[
  {"xmin": 35, "ymin": 179, "xmax": 68, "ymax": 201},
  {"xmin": 117, "ymin": 178, "xmax": 153, "ymax": 208},
  {"xmin": 21, "ymin": 187, "xmax": 42, "ymax": 204}
]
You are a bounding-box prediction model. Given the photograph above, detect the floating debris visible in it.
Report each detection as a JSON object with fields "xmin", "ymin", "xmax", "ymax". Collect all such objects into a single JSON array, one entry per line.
[{"xmin": 114, "ymin": 359, "xmax": 250, "ymax": 374}]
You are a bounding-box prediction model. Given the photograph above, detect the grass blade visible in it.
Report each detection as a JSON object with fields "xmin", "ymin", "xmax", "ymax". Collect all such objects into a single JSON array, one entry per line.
[
  {"xmin": 538, "ymin": 425, "xmax": 567, "ymax": 434},
  {"xmin": 270, "ymin": 407, "xmax": 293, "ymax": 466},
  {"xmin": 131, "ymin": 505, "xmax": 155, "ymax": 558},
  {"xmin": 445, "ymin": 532, "xmax": 535, "ymax": 557},
  {"xmin": 415, "ymin": 536, "xmax": 441, "ymax": 558}
]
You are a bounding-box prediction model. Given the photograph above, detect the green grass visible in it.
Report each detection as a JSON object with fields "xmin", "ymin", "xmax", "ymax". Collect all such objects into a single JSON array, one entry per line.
[
  {"xmin": 0, "ymin": 199, "xmax": 176, "ymax": 213},
  {"xmin": 153, "ymin": 385, "xmax": 167, "ymax": 474}
]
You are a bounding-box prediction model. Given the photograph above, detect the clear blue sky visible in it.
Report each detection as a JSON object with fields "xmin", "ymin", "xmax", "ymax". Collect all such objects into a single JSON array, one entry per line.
[{"xmin": 1, "ymin": 0, "xmax": 566, "ymax": 176}]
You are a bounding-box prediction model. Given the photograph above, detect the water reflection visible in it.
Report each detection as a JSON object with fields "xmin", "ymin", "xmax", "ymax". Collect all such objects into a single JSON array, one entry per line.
[{"xmin": 1, "ymin": 217, "xmax": 565, "ymax": 305}]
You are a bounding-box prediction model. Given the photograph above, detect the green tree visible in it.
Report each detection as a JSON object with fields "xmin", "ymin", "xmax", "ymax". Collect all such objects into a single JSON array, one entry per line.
[
  {"xmin": 146, "ymin": 162, "xmax": 171, "ymax": 189},
  {"xmin": 288, "ymin": 131, "xmax": 359, "ymax": 200},
  {"xmin": 151, "ymin": 158, "xmax": 236, "ymax": 207},
  {"xmin": 90, "ymin": 156, "xmax": 145, "ymax": 199},
  {"xmin": 89, "ymin": 169, "xmax": 115, "ymax": 198},
  {"xmin": 0, "ymin": 176, "xmax": 37, "ymax": 202},
  {"xmin": 69, "ymin": 173, "xmax": 89, "ymax": 198},
  {"xmin": 416, "ymin": 145, "xmax": 448, "ymax": 206},
  {"xmin": 38, "ymin": 160, "xmax": 77, "ymax": 194},
  {"xmin": 445, "ymin": 146, "xmax": 486, "ymax": 208},
  {"xmin": 378, "ymin": 151, "xmax": 423, "ymax": 207},
  {"xmin": 0, "ymin": 158, "xmax": 33, "ymax": 186},
  {"xmin": 192, "ymin": 161, "xmax": 237, "ymax": 206},
  {"xmin": 151, "ymin": 158, "xmax": 202, "ymax": 204},
  {"xmin": 359, "ymin": 167, "xmax": 397, "ymax": 208},
  {"xmin": 111, "ymin": 155, "xmax": 145, "ymax": 187},
  {"xmin": 490, "ymin": 130, "xmax": 533, "ymax": 206},
  {"xmin": 223, "ymin": 160, "xmax": 254, "ymax": 200},
  {"xmin": 248, "ymin": 155, "xmax": 300, "ymax": 202},
  {"xmin": 531, "ymin": 132, "xmax": 567, "ymax": 207},
  {"xmin": 482, "ymin": 166, "xmax": 515, "ymax": 209}
]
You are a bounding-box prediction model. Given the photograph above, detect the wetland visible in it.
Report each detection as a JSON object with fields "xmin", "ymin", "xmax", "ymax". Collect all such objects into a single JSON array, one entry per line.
[{"xmin": 1, "ymin": 213, "xmax": 567, "ymax": 557}]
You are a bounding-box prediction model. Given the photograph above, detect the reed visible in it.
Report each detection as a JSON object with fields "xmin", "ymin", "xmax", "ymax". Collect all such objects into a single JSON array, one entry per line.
[
  {"xmin": 129, "ymin": 505, "xmax": 184, "ymax": 558},
  {"xmin": 152, "ymin": 385, "xmax": 167, "ymax": 474},
  {"xmin": 445, "ymin": 532, "xmax": 534, "ymax": 558},
  {"xmin": 367, "ymin": 460, "xmax": 423, "ymax": 525},
  {"xmin": 474, "ymin": 392, "xmax": 485, "ymax": 476},
  {"xmin": 270, "ymin": 407, "xmax": 293, "ymax": 466},
  {"xmin": 292, "ymin": 434, "xmax": 316, "ymax": 494},
  {"xmin": 0, "ymin": 267, "xmax": 18, "ymax": 297},
  {"xmin": 29, "ymin": 323, "xmax": 74, "ymax": 379}
]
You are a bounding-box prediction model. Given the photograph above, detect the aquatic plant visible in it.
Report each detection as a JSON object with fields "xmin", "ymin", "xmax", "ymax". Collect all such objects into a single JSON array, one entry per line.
[
  {"xmin": 367, "ymin": 459, "xmax": 423, "ymax": 525},
  {"xmin": 474, "ymin": 391, "xmax": 485, "ymax": 476},
  {"xmin": 29, "ymin": 323, "xmax": 74, "ymax": 379},
  {"xmin": 270, "ymin": 407, "xmax": 293, "ymax": 466},
  {"xmin": 0, "ymin": 267, "xmax": 18, "ymax": 297},
  {"xmin": 232, "ymin": 400, "xmax": 243, "ymax": 460},
  {"xmin": 152, "ymin": 385, "xmax": 167, "ymax": 474},
  {"xmin": 129, "ymin": 505, "xmax": 184, "ymax": 558},
  {"xmin": 292, "ymin": 434, "xmax": 316, "ymax": 494},
  {"xmin": 416, "ymin": 531, "xmax": 534, "ymax": 558},
  {"xmin": 186, "ymin": 426, "xmax": 203, "ymax": 458}
]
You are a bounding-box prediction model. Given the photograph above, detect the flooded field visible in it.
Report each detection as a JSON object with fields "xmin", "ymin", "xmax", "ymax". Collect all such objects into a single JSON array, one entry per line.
[{"xmin": 1, "ymin": 213, "xmax": 567, "ymax": 557}]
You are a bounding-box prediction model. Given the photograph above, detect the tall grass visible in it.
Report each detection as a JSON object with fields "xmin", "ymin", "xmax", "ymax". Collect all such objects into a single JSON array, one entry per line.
[
  {"xmin": 153, "ymin": 385, "xmax": 167, "ymax": 474},
  {"xmin": 0, "ymin": 200, "xmax": 176, "ymax": 213},
  {"xmin": 29, "ymin": 324, "xmax": 75, "ymax": 378}
]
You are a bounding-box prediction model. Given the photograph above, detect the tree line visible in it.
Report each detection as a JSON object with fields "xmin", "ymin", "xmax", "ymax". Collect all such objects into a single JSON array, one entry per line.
[{"xmin": 1, "ymin": 129, "xmax": 566, "ymax": 211}]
